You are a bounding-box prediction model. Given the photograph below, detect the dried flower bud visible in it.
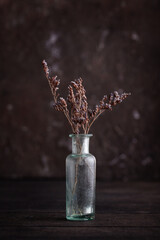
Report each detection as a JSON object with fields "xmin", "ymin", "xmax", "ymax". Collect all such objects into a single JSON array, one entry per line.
[
  {"xmin": 114, "ymin": 91, "xmax": 119, "ymax": 97},
  {"xmin": 49, "ymin": 76, "xmax": 60, "ymax": 91},
  {"xmin": 53, "ymin": 78, "xmax": 60, "ymax": 87},
  {"xmin": 75, "ymin": 92, "xmax": 80, "ymax": 103},
  {"xmin": 59, "ymin": 97, "xmax": 67, "ymax": 109},
  {"xmin": 42, "ymin": 60, "xmax": 49, "ymax": 78},
  {"xmin": 71, "ymin": 81, "xmax": 79, "ymax": 90},
  {"xmin": 67, "ymin": 85, "xmax": 75, "ymax": 105},
  {"xmin": 108, "ymin": 104, "xmax": 112, "ymax": 110},
  {"xmin": 88, "ymin": 109, "xmax": 93, "ymax": 118},
  {"xmin": 54, "ymin": 103, "xmax": 63, "ymax": 112},
  {"xmin": 121, "ymin": 92, "xmax": 131, "ymax": 100},
  {"xmin": 109, "ymin": 93, "xmax": 114, "ymax": 104},
  {"xmin": 102, "ymin": 95, "xmax": 107, "ymax": 102}
]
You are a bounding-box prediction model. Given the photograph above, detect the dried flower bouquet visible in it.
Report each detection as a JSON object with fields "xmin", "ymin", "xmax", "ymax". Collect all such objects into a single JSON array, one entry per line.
[{"xmin": 42, "ymin": 60, "xmax": 131, "ymax": 134}]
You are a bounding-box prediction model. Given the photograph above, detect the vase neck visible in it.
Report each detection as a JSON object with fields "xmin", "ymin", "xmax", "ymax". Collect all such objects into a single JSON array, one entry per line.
[{"xmin": 70, "ymin": 134, "xmax": 92, "ymax": 154}]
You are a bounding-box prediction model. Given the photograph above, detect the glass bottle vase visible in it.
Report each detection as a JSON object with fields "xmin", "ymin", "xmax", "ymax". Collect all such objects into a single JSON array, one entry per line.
[{"xmin": 66, "ymin": 134, "xmax": 96, "ymax": 221}]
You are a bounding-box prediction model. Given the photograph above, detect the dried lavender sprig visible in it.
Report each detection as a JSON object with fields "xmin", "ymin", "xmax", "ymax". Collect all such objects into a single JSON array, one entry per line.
[
  {"xmin": 68, "ymin": 78, "xmax": 89, "ymax": 133},
  {"xmin": 42, "ymin": 60, "xmax": 75, "ymax": 132},
  {"xmin": 72, "ymin": 78, "xmax": 89, "ymax": 133},
  {"xmin": 86, "ymin": 92, "xmax": 131, "ymax": 133},
  {"xmin": 42, "ymin": 60, "xmax": 60, "ymax": 102},
  {"xmin": 42, "ymin": 59, "xmax": 49, "ymax": 78}
]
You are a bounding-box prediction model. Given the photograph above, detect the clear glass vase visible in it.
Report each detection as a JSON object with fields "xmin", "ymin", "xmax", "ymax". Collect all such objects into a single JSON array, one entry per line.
[{"xmin": 66, "ymin": 134, "xmax": 96, "ymax": 221}]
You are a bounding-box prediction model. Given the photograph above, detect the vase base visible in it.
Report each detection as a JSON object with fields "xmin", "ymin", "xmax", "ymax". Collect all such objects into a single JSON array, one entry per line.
[{"xmin": 66, "ymin": 213, "xmax": 95, "ymax": 221}]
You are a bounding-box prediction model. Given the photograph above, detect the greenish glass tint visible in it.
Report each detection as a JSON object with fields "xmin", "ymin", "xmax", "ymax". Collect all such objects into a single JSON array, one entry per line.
[{"xmin": 66, "ymin": 134, "xmax": 96, "ymax": 221}]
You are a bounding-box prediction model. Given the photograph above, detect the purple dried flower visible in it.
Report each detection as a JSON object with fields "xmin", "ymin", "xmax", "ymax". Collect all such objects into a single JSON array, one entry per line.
[{"xmin": 42, "ymin": 60, "xmax": 131, "ymax": 134}]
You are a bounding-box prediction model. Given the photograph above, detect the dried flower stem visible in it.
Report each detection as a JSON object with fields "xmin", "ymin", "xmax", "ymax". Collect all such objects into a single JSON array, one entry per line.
[
  {"xmin": 86, "ymin": 110, "xmax": 105, "ymax": 134},
  {"xmin": 71, "ymin": 138, "xmax": 94, "ymax": 196},
  {"xmin": 64, "ymin": 111, "xmax": 75, "ymax": 133},
  {"xmin": 72, "ymin": 161, "xmax": 79, "ymax": 195}
]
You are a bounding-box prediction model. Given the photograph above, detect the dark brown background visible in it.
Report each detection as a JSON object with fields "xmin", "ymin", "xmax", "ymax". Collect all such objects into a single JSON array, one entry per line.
[{"xmin": 0, "ymin": 0, "xmax": 160, "ymax": 181}]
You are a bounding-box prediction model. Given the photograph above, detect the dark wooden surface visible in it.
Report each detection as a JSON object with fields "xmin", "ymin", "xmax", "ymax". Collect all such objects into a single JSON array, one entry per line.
[{"xmin": 0, "ymin": 181, "xmax": 160, "ymax": 239}]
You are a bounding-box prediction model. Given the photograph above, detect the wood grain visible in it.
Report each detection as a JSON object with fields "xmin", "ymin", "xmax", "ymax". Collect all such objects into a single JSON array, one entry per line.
[{"xmin": 0, "ymin": 181, "xmax": 160, "ymax": 239}]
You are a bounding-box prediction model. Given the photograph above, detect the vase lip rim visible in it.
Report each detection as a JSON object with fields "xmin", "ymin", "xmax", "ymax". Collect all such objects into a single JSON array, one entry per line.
[{"xmin": 69, "ymin": 133, "xmax": 93, "ymax": 138}]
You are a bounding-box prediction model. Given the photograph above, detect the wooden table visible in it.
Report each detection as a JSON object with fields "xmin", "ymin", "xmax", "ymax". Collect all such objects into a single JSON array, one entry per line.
[{"xmin": 0, "ymin": 181, "xmax": 160, "ymax": 239}]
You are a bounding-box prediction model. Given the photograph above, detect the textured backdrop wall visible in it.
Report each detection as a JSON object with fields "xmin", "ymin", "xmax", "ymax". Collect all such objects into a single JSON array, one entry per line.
[{"xmin": 0, "ymin": 0, "xmax": 160, "ymax": 180}]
